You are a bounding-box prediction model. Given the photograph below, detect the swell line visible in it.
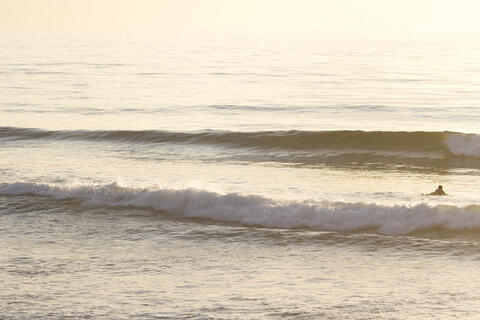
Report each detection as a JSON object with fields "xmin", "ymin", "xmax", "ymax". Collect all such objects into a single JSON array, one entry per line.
[{"xmin": 1, "ymin": 126, "xmax": 479, "ymax": 158}]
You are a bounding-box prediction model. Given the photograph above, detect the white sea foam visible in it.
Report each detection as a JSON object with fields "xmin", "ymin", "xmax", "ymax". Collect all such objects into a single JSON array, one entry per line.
[
  {"xmin": 2, "ymin": 181, "xmax": 480, "ymax": 235},
  {"xmin": 446, "ymin": 133, "xmax": 480, "ymax": 158}
]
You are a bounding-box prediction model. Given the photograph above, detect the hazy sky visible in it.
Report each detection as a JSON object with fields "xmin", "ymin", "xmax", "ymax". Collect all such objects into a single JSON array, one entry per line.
[{"xmin": 1, "ymin": 0, "xmax": 479, "ymax": 35}]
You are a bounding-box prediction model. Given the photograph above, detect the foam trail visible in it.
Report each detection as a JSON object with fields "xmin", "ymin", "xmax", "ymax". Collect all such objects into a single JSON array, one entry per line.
[{"xmin": 2, "ymin": 181, "xmax": 480, "ymax": 235}]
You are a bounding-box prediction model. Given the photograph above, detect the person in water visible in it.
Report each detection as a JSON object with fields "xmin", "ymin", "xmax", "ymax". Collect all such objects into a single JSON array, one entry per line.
[{"xmin": 428, "ymin": 185, "xmax": 446, "ymax": 196}]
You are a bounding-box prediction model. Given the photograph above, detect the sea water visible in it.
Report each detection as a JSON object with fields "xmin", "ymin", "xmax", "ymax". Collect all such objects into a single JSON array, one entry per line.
[{"xmin": 1, "ymin": 32, "xmax": 480, "ymax": 319}]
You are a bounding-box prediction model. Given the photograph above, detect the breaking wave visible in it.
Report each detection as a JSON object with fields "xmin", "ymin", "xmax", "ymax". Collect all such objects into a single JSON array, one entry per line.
[
  {"xmin": 1, "ymin": 126, "xmax": 479, "ymax": 159},
  {"xmin": 2, "ymin": 181, "xmax": 480, "ymax": 236}
]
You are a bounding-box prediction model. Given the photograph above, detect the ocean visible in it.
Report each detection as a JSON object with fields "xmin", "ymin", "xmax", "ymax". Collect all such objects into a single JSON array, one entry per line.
[{"xmin": 1, "ymin": 32, "xmax": 480, "ymax": 319}]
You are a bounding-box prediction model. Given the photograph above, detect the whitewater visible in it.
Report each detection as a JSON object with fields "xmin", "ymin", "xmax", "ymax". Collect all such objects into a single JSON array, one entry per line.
[
  {"xmin": 1, "ymin": 33, "xmax": 480, "ymax": 319},
  {"xmin": 2, "ymin": 181, "xmax": 480, "ymax": 236}
]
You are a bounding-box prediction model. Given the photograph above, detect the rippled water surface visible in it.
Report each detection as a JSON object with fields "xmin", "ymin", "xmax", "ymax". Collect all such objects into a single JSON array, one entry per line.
[{"xmin": 1, "ymin": 32, "xmax": 480, "ymax": 319}]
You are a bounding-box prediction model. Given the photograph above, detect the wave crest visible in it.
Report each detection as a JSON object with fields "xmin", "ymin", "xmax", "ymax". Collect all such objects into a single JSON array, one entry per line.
[
  {"xmin": 446, "ymin": 133, "xmax": 480, "ymax": 158},
  {"xmin": 2, "ymin": 181, "xmax": 480, "ymax": 235}
]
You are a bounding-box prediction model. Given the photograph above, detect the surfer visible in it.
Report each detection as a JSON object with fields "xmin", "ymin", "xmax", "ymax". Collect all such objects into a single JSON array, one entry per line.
[{"xmin": 427, "ymin": 185, "xmax": 446, "ymax": 196}]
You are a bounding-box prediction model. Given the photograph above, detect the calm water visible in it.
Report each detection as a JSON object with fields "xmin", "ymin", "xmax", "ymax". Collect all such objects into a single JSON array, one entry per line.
[{"xmin": 1, "ymin": 32, "xmax": 480, "ymax": 319}]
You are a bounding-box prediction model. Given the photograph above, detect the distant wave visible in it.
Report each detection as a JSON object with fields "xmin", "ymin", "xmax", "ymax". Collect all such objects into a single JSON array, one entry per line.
[
  {"xmin": 2, "ymin": 181, "xmax": 480, "ymax": 236},
  {"xmin": 1, "ymin": 126, "xmax": 479, "ymax": 159}
]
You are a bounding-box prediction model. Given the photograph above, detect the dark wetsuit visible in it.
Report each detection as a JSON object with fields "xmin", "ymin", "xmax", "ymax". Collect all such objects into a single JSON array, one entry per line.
[{"xmin": 429, "ymin": 188, "xmax": 446, "ymax": 196}]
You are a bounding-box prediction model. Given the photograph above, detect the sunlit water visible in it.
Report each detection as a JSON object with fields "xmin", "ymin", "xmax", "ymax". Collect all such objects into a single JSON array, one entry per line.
[{"xmin": 1, "ymin": 32, "xmax": 480, "ymax": 319}]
